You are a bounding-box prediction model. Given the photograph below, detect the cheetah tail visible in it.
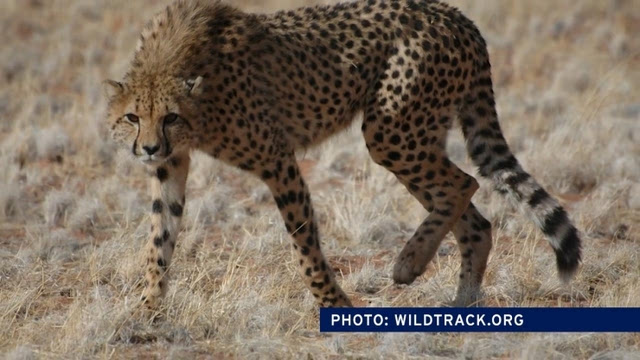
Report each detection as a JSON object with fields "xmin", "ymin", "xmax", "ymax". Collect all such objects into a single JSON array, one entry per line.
[{"xmin": 459, "ymin": 68, "xmax": 582, "ymax": 283}]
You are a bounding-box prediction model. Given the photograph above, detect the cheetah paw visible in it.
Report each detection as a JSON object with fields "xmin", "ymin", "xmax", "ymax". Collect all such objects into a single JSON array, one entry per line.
[{"xmin": 392, "ymin": 255, "xmax": 427, "ymax": 285}]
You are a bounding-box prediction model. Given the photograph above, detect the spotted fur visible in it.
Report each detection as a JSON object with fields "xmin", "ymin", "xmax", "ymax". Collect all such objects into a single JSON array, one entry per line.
[{"xmin": 104, "ymin": 0, "xmax": 581, "ymax": 309}]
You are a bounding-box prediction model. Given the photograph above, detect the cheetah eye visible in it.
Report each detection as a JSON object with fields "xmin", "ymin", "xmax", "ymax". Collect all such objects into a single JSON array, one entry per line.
[
  {"xmin": 163, "ymin": 113, "xmax": 178, "ymax": 125},
  {"xmin": 125, "ymin": 113, "xmax": 139, "ymax": 123}
]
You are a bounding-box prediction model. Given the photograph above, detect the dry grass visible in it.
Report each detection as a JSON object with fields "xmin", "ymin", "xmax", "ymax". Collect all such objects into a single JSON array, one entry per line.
[{"xmin": 1, "ymin": 0, "xmax": 639, "ymax": 358}]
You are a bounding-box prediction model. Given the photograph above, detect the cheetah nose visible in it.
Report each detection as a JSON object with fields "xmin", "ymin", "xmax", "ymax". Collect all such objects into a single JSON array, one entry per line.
[{"xmin": 142, "ymin": 144, "xmax": 160, "ymax": 155}]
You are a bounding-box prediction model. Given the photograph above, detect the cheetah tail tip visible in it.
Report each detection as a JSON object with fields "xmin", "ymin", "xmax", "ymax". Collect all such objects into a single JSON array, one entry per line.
[{"xmin": 555, "ymin": 247, "xmax": 582, "ymax": 284}]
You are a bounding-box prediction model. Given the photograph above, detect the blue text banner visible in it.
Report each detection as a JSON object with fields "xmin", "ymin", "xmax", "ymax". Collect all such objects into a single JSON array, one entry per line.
[{"xmin": 320, "ymin": 307, "xmax": 640, "ymax": 332}]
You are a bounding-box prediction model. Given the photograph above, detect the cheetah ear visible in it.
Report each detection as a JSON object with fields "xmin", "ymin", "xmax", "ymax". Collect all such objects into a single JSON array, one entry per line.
[
  {"xmin": 103, "ymin": 79, "xmax": 124, "ymax": 99},
  {"xmin": 184, "ymin": 76, "xmax": 204, "ymax": 96}
]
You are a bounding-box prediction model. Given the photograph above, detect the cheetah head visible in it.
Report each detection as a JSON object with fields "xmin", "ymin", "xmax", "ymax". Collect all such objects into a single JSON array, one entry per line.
[{"xmin": 103, "ymin": 75, "xmax": 203, "ymax": 164}]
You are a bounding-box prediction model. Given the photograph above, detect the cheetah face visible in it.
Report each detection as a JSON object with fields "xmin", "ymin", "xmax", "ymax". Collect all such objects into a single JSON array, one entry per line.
[{"xmin": 104, "ymin": 76, "xmax": 203, "ymax": 165}]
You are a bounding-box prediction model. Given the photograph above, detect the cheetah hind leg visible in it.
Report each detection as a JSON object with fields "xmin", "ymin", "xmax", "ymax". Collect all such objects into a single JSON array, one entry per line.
[
  {"xmin": 391, "ymin": 163, "xmax": 479, "ymax": 285},
  {"xmin": 451, "ymin": 203, "xmax": 492, "ymax": 306},
  {"xmin": 361, "ymin": 111, "xmax": 479, "ymax": 290},
  {"xmin": 392, "ymin": 167, "xmax": 489, "ymax": 305}
]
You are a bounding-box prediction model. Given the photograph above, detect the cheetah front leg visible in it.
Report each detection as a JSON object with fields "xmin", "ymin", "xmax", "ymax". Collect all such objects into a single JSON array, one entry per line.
[
  {"xmin": 141, "ymin": 154, "xmax": 190, "ymax": 309},
  {"xmin": 258, "ymin": 155, "xmax": 352, "ymax": 307}
]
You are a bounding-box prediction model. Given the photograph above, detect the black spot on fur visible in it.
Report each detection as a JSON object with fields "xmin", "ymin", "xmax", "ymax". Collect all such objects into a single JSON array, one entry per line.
[
  {"xmin": 156, "ymin": 167, "xmax": 168, "ymax": 182},
  {"xmin": 542, "ymin": 206, "xmax": 568, "ymax": 236},
  {"xmin": 470, "ymin": 144, "xmax": 485, "ymax": 159},
  {"xmin": 528, "ymin": 188, "xmax": 549, "ymax": 208},
  {"xmin": 157, "ymin": 258, "xmax": 167, "ymax": 270},
  {"xmin": 169, "ymin": 202, "xmax": 183, "ymax": 217},
  {"xmin": 555, "ymin": 226, "xmax": 581, "ymax": 276},
  {"xmin": 152, "ymin": 199, "xmax": 163, "ymax": 213},
  {"xmin": 491, "ymin": 155, "xmax": 517, "ymax": 173},
  {"xmin": 262, "ymin": 170, "xmax": 273, "ymax": 179},
  {"xmin": 505, "ymin": 172, "xmax": 530, "ymax": 187}
]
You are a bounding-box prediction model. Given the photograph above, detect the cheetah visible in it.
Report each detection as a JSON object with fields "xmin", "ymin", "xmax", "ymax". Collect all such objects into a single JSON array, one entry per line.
[{"xmin": 104, "ymin": 0, "xmax": 582, "ymax": 309}]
